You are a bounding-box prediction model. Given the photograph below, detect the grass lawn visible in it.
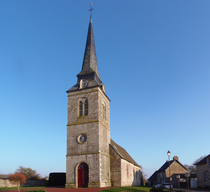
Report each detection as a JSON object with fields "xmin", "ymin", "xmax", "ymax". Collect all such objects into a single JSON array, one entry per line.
[
  {"xmin": 0, "ymin": 186, "xmax": 154, "ymax": 192},
  {"xmin": 100, "ymin": 186, "xmax": 152, "ymax": 192},
  {"xmin": 0, "ymin": 186, "xmax": 46, "ymax": 191}
]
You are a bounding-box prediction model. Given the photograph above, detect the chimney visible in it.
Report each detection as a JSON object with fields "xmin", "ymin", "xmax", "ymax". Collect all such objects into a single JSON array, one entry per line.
[{"xmin": 173, "ymin": 156, "xmax": 179, "ymax": 161}]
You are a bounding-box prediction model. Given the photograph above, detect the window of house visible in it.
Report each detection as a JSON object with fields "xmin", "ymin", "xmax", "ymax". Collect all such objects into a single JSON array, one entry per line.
[
  {"xmin": 160, "ymin": 172, "xmax": 162, "ymax": 178},
  {"xmin": 204, "ymin": 171, "xmax": 209, "ymax": 181},
  {"xmin": 208, "ymin": 159, "xmax": 210, "ymax": 166}
]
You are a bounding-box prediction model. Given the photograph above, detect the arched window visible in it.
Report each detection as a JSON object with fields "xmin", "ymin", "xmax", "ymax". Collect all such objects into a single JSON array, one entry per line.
[
  {"xmin": 104, "ymin": 105, "xmax": 106, "ymax": 120},
  {"xmin": 103, "ymin": 103, "xmax": 106, "ymax": 120},
  {"xmin": 84, "ymin": 100, "xmax": 88, "ymax": 115},
  {"xmin": 79, "ymin": 101, "xmax": 83, "ymax": 116},
  {"xmin": 78, "ymin": 98, "xmax": 88, "ymax": 117}
]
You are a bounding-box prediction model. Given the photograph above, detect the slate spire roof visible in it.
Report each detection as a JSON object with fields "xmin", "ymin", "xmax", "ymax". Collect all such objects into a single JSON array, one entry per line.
[
  {"xmin": 67, "ymin": 16, "xmax": 105, "ymax": 93},
  {"xmin": 77, "ymin": 17, "xmax": 101, "ymax": 82}
]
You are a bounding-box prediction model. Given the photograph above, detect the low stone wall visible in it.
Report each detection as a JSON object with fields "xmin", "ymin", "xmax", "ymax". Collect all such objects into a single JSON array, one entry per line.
[
  {"xmin": 0, "ymin": 179, "xmax": 48, "ymax": 188},
  {"xmin": 22, "ymin": 180, "xmax": 49, "ymax": 187},
  {"xmin": 0, "ymin": 179, "xmax": 17, "ymax": 188}
]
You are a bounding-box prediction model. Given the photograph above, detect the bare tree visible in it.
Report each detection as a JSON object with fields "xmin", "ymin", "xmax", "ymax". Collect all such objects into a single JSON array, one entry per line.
[
  {"xmin": 184, "ymin": 164, "xmax": 196, "ymax": 174},
  {"xmin": 184, "ymin": 155, "xmax": 206, "ymax": 174},
  {"xmin": 15, "ymin": 166, "xmax": 41, "ymax": 180},
  {"xmin": 139, "ymin": 165, "xmax": 147, "ymax": 185},
  {"xmin": 142, "ymin": 171, "xmax": 147, "ymax": 185},
  {"xmin": 193, "ymin": 156, "xmax": 206, "ymax": 165}
]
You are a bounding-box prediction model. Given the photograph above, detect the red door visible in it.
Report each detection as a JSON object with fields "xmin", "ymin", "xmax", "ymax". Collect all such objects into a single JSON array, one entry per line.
[{"xmin": 78, "ymin": 163, "xmax": 88, "ymax": 188}]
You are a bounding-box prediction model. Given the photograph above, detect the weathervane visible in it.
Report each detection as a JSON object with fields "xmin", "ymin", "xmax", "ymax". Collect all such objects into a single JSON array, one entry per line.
[{"xmin": 89, "ymin": 2, "xmax": 94, "ymax": 18}]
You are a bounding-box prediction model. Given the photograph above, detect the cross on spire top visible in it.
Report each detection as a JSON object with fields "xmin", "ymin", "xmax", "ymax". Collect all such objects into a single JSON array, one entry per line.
[{"xmin": 89, "ymin": 2, "xmax": 94, "ymax": 18}]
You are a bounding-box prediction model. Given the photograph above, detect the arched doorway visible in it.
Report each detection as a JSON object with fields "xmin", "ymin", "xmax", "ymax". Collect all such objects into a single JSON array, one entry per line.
[{"xmin": 78, "ymin": 163, "xmax": 89, "ymax": 188}]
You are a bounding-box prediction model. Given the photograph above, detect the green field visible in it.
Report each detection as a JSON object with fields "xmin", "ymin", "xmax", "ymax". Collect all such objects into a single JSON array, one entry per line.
[{"xmin": 0, "ymin": 186, "xmax": 160, "ymax": 192}]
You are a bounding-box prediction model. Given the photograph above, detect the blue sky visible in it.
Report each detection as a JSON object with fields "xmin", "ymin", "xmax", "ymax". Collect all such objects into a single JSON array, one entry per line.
[{"xmin": 0, "ymin": 0, "xmax": 210, "ymax": 179}]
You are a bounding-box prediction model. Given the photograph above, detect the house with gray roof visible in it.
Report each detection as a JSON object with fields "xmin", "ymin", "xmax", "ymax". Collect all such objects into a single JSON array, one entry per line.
[
  {"xmin": 195, "ymin": 154, "xmax": 210, "ymax": 188},
  {"xmin": 148, "ymin": 156, "xmax": 188, "ymax": 186},
  {"xmin": 148, "ymin": 171, "xmax": 158, "ymax": 187}
]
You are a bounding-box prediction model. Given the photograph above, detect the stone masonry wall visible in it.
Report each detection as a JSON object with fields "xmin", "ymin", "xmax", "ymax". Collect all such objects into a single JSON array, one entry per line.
[
  {"xmin": 99, "ymin": 153, "xmax": 111, "ymax": 187},
  {"xmin": 165, "ymin": 161, "xmax": 187, "ymax": 177},
  {"xmin": 97, "ymin": 87, "xmax": 111, "ymax": 187},
  {"xmin": 109, "ymin": 146, "xmax": 141, "ymax": 187},
  {"xmin": 121, "ymin": 159, "xmax": 141, "ymax": 186},
  {"xmin": 98, "ymin": 88, "xmax": 110, "ymax": 129},
  {"xmin": 66, "ymin": 86, "xmax": 111, "ymax": 188},
  {"xmin": 22, "ymin": 180, "xmax": 48, "ymax": 187},
  {"xmin": 0, "ymin": 179, "xmax": 17, "ymax": 188},
  {"xmin": 67, "ymin": 122, "xmax": 100, "ymax": 156},
  {"xmin": 196, "ymin": 162, "xmax": 210, "ymax": 188},
  {"xmin": 66, "ymin": 154, "xmax": 100, "ymax": 188},
  {"xmin": 0, "ymin": 179, "xmax": 48, "ymax": 188},
  {"xmin": 110, "ymin": 145, "xmax": 121, "ymax": 186},
  {"xmin": 67, "ymin": 87, "xmax": 100, "ymax": 125}
]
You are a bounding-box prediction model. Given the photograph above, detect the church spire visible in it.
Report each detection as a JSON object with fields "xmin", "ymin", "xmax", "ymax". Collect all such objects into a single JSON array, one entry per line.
[
  {"xmin": 67, "ymin": 4, "xmax": 104, "ymax": 93},
  {"xmin": 77, "ymin": 3, "xmax": 101, "ymax": 82}
]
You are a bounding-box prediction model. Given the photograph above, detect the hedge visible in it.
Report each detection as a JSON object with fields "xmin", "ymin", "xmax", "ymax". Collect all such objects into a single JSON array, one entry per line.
[{"xmin": 25, "ymin": 190, "xmax": 47, "ymax": 192}]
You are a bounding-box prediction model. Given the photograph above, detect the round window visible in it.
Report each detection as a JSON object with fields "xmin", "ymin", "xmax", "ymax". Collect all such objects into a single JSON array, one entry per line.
[{"xmin": 77, "ymin": 134, "xmax": 87, "ymax": 144}]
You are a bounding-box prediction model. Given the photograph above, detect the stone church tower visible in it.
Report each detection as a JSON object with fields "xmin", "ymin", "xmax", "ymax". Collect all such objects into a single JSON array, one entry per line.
[{"xmin": 65, "ymin": 16, "xmax": 111, "ymax": 188}]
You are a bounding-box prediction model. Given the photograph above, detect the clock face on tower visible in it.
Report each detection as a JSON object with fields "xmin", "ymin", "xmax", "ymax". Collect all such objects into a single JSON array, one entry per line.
[{"xmin": 77, "ymin": 133, "xmax": 87, "ymax": 144}]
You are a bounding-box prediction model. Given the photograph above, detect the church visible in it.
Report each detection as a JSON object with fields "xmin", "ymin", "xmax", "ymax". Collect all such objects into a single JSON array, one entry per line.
[{"xmin": 65, "ymin": 10, "xmax": 141, "ymax": 188}]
